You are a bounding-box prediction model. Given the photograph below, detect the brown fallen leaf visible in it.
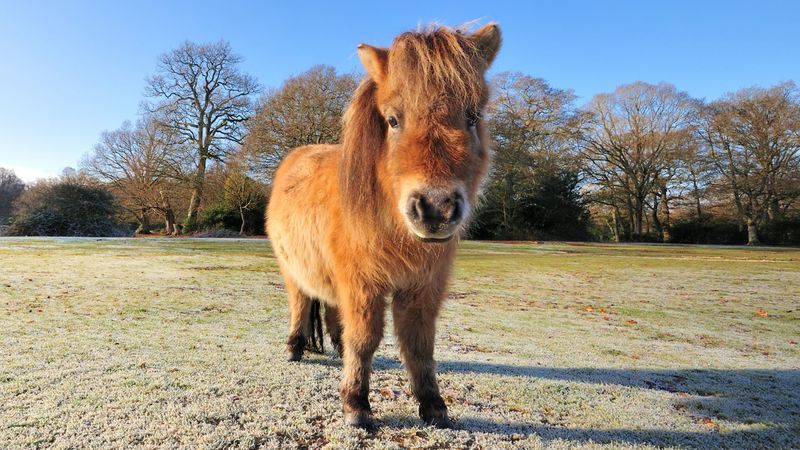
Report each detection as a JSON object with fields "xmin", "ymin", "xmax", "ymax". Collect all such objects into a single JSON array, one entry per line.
[
  {"xmin": 755, "ymin": 310, "xmax": 768, "ymax": 317},
  {"xmin": 701, "ymin": 417, "xmax": 718, "ymax": 428},
  {"xmin": 380, "ymin": 387, "xmax": 399, "ymax": 400},
  {"xmin": 585, "ymin": 306, "xmax": 594, "ymax": 312},
  {"xmin": 626, "ymin": 319, "xmax": 638, "ymax": 325},
  {"xmin": 442, "ymin": 389, "xmax": 459, "ymax": 405}
]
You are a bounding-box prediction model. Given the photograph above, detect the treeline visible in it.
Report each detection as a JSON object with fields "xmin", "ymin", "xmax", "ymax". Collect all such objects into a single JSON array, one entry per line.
[{"xmin": 1, "ymin": 39, "xmax": 798, "ymax": 245}]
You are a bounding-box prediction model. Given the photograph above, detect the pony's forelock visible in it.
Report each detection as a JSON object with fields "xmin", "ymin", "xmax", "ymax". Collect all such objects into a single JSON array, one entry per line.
[{"xmin": 389, "ymin": 25, "xmax": 488, "ymax": 113}]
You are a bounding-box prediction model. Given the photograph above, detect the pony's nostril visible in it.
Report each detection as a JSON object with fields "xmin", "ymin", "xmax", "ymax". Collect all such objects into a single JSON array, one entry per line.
[
  {"xmin": 415, "ymin": 196, "xmax": 429, "ymax": 221},
  {"xmin": 407, "ymin": 193, "xmax": 431, "ymax": 224},
  {"xmin": 449, "ymin": 198, "xmax": 463, "ymax": 224}
]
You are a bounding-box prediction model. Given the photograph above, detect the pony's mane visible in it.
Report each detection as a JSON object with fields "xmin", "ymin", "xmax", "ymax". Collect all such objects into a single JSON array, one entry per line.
[
  {"xmin": 339, "ymin": 25, "xmax": 489, "ymax": 218},
  {"xmin": 340, "ymin": 79, "xmax": 386, "ymax": 216}
]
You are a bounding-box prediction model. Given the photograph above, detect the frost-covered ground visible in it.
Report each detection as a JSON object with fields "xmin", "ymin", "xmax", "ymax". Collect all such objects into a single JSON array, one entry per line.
[{"xmin": 1, "ymin": 238, "xmax": 798, "ymax": 449}]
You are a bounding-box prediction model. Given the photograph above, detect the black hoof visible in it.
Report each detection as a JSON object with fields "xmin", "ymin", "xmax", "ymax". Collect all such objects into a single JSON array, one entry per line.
[
  {"xmin": 420, "ymin": 399, "xmax": 450, "ymax": 428},
  {"xmin": 286, "ymin": 349, "xmax": 303, "ymax": 362},
  {"xmin": 423, "ymin": 415, "xmax": 452, "ymax": 429},
  {"xmin": 286, "ymin": 335, "xmax": 305, "ymax": 362},
  {"xmin": 344, "ymin": 410, "xmax": 375, "ymax": 429}
]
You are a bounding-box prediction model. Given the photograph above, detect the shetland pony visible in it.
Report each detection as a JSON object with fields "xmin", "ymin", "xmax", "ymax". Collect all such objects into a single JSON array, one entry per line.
[{"xmin": 266, "ymin": 24, "xmax": 501, "ymax": 428}]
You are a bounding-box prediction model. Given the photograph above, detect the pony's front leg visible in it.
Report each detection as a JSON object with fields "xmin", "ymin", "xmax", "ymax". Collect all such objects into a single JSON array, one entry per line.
[
  {"xmin": 392, "ymin": 286, "xmax": 450, "ymax": 427},
  {"xmin": 339, "ymin": 290, "xmax": 385, "ymax": 427}
]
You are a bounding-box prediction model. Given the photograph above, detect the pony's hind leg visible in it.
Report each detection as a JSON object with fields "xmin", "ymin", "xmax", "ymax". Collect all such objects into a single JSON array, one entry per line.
[
  {"xmin": 285, "ymin": 278, "xmax": 314, "ymax": 361},
  {"xmin": 392, "ymin": 286, "xmax": 450, "ymax": 428},
  {"xmin": 324, "ymin": 303, "xmax": 344, "ymax": 357}
]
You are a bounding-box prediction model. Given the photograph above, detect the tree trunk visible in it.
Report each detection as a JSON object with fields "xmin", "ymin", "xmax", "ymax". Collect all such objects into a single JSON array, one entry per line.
[
  {"xmin": 631, "ymin": 194, "xmax": 644, "ymax": 239},
  {"xmin": 746, "ymin": 218, "xmax": 760, "ymax": 246},
  {"xmin": 164, "ymin": 209, "xmax": 177, "ymax": 236},
  {"xmin": 239, "ymin": 207, "xmax": 246, "ymax": 235},
  {"xmin": 184, "ymin": 155, "xmax": 208, "ymax": 233},
  {"xmin": 651, "ymin": 192, "xmax": 661, "ymax": 240},
  {"xmin": 159, "ymin": 191, "xmax": 179, "ymax": 236},
  {"xmin": 135, "ymin": 210, "xmax": 152, "ymax": 234},
  {"xmin": 768, "ymin": 198, "xmax": 782, "ymax": 222},
  {"xmin": 625, "ymin": 196, "xmax": 635, "ymax": 240},
  {"xmin": 690, "ymin": 171, "xmax": 703, "ymax": 219},
  {"xmin": 503, "ymin": 173, "xmax": 514, "ymax": 233},
  {"xmin": 661, "ymin": 186, "xmax": 671, "ymax": 243},
  {"xmin": 612, "ymin": 206, "xmax": 622, "ymax": 243}
]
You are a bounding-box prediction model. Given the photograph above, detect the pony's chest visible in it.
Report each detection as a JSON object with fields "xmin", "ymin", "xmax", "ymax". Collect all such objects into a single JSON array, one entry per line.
[{"xmin": 366, "ymin": 241, "xmax": 454, "ymax": 291}]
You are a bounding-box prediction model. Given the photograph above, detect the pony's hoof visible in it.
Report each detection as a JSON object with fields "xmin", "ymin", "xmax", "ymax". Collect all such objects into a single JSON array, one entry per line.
[
  {"xmin": 344, "ymin": 410, "xmax": 375, "ymax": 429},
  {"xmin": 424, "ymin": 415, "xmax": 452, "ymax": 429},
  {"xmin": 286, "ymin": 350, "xmax": 303, "ymax": 362},
  {"xmin": 420, "ymin": 401, "xmax": 450, "ymax": 428}
]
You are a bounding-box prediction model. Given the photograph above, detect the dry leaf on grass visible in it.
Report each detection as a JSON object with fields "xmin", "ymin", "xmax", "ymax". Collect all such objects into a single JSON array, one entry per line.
[{"xmin": 380, "ymin": 387, "xmax": 400, "ymax": 400}]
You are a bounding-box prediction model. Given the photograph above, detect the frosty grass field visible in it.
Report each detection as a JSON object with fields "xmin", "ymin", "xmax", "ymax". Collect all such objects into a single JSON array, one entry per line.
[{"xmin": 1, "ymin": 237, "xmax": 798, "ymax": 449}]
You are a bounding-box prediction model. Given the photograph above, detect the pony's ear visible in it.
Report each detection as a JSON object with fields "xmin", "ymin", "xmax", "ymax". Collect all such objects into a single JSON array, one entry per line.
[
  {"xmin": 471, "ymin": 23, "xmax": 501, "ymax": 67},
  {"xmin": 357, "ymin": 44, "xmax": 388, "ymax": 83}
]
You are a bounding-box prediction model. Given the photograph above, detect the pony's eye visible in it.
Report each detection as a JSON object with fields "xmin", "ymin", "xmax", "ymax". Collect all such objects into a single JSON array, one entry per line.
[
  {"xmin": 466, "ymin": 111, "xmax": 481, "ymax": 129},
  {"xmin": 387, "ymin": 116, "xmax": 399, "ymax": 129}
]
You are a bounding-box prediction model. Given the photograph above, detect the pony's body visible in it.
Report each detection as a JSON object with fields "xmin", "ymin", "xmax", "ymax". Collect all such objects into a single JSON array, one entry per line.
[{"xmin": 267, "ymin": 24, "xmax": 500, "ymax": 427}]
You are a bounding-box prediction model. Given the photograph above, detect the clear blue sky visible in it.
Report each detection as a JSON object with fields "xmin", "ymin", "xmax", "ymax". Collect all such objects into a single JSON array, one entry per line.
[{"xmin": 1, "ymin": 0, "xmax": 797, "ymax": 181}]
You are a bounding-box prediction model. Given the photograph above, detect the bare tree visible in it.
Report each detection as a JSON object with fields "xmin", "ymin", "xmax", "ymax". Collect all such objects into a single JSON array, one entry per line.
[
  {"xmin": 582, "ymin": 82, "xmax": 698, "ymax": 239},
  {"xmin": 699, "ymin": 82, "xmax": 800, "ymax": 245},
  {"xmin": 480, "ymin": 72, "xmax": 586, "ymax": 237},
  {"xmin": 223, "ymin": 165, "xmax": 264, "ymax": 235},
  {"xmin": 144, "ymin": 40, "xmax": 260, "ymax": 232},
  {"xmin": 243, "ymin": 65, "xmax": 357, "ymax": 181},
  {"xmin": 82, "ymin": 118, "xmax": 185, "ymax": 234},
  {"xmin": 0, "ymin": 168, "xmax": 26, "ymax": 223},
  {"xmin": 677, "ymin": 140, "xmax": 715, "ymax": 220}
]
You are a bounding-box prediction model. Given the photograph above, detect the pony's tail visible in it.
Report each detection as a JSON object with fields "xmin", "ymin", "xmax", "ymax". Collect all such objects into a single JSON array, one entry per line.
[{"xmin": 306, "ymin": 298, "xmax": 325, "ymax": 354}]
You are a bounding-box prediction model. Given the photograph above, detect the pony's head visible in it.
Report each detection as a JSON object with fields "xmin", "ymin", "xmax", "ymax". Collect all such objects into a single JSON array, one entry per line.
[{"xmin": 342, "ymin": 24, "xmax": 501, "ymax": 242}]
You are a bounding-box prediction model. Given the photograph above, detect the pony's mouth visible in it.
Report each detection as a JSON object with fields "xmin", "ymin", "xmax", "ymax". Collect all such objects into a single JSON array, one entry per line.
[
  {"xmin": 406, "ymin": 223, "xmax": 459, "ymax": 243},
  {"xmin": 413, "ymin": 234, "xmax": 454, "ymax": 243}
]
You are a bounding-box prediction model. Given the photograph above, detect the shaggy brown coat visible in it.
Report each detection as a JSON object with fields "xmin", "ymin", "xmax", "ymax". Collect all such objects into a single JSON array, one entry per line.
[{"xmin": 266, "ymin": 23, "xmax": 501, "ymax": 427}]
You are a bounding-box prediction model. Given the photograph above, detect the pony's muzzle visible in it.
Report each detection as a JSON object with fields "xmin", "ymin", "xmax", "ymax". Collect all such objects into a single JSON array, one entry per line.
[{"xmin": 405, "ymin": 188, "xmax": 465, "ymax": 242}]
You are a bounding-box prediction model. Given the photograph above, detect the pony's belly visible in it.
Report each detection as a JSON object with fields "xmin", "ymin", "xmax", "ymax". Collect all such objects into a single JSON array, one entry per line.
[
  {"xmin": 272, "ymin": 225, "xmax": 338, "ymax": 304},
  {"xmin": 290, "ymin": 261, "xmax": 338, "ymax": 304}
]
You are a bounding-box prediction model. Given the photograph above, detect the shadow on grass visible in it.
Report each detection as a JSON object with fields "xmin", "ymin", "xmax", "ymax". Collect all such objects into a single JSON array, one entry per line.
[
  {"xmin": 451, "ymin": 416, "xmax": 795, "ymax": 449},
  {"xmin": 307, "ymin": 356, "xmax": 800, "ymax": 448}
]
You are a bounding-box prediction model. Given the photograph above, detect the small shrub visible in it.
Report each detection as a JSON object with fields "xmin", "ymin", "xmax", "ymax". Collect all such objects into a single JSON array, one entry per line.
[
  {"xmin": 669, "ymin": 216, "xmax": 746, "ymax": 245},
  {"xmin": 7, "ymin": 182, "xmax": 130, "ymax": 237},
  {"xmin": 198, "ymin": 203, "xmax": 265, "ymax": 235},
  {"xmin": 199, "ymin": 205, "xmax": 241, "ymax": 231},
  {"xmin": 760, "ymin": 216, "xmax": 800, "ymax": 246}
]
